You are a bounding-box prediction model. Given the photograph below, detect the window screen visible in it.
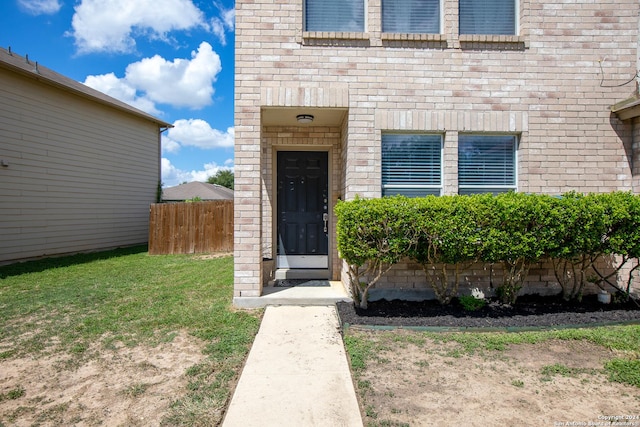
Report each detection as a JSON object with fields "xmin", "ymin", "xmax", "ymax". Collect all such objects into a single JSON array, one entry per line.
[
  {"xmin": 459, "ymin": 0, "xmax": 516, "ymax": 35},
  {"xmin": 382, "ymin": 134, "xmax": 442, "ymax": 197},
  {"xmin": 305, "ymin": 0, "xmax": 365, "ymax": 32},
  {"xmin": 382, "ymin": 0, "xmax": 440, "ymax": 34},
  {"xmin": 458, "ymin": 135, "xmax": 517, "ymax": 195}
]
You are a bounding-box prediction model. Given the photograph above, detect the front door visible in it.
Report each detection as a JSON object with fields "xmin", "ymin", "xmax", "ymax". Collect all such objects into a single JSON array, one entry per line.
[{"xmin": 277, "ymin": 151, "xmax": 329, "ymax": 269}]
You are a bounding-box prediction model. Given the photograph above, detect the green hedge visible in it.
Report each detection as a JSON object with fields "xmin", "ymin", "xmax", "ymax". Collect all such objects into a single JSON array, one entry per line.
[{"xmin": 335, "ymin": 192, "xmax": 640, "ymax": 308}]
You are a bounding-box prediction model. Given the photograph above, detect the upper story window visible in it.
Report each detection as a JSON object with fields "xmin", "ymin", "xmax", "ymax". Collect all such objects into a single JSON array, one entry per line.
[
  {"xmin": 382, "ymin": 0, "xmax": 440, "ymax": 34},
  {"xmin": 458, "ymin": 134, "xmax": 517, "ymax": 195},
  {"xmin": 382, "ymin": 133, "xmax": 442, "ymax": 197},
  {"xmin": 459, "ymin": 0, "xmax": 516, "ymax": 35},
  {"xmin": 304, "ymin": 0, "xmax": 365, "ymax": 32}
]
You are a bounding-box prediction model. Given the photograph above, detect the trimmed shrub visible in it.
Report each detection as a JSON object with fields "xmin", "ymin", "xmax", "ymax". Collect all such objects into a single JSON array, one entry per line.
[
  {"xmin": 408, "ymin": 195, "xmax": 486, "ymax": 304},
  {"xmin": 549, "ymin": 192, "xmax": 640, "ymax": 301},
  {"xmin": 549, "ymin": 192, "xmax": 608, "ymax": 301},
  {"xmin": 335, "ymin": 196, "xmax": 419, "ymax": 309},
  {"xmin": 334, "ymin": 192, "xmax": 640, "ymax": 308},
  {"xmin": 592, "ymin": 192, "xmax": 640, "ymax": 299},
  {"xmin": 478, "ymin": 192, "xmax": 561, "ymax": 304}
]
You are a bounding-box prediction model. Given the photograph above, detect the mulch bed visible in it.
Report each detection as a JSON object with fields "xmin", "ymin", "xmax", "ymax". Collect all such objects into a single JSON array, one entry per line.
[{"xmin": 336, "ymin": 293, "xmax": 640, "ymax": 329}]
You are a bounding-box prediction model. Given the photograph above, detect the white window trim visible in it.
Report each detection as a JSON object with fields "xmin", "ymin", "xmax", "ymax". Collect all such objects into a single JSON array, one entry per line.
[{"xmin": 515, "ymin": 0, "xmax": 520, "ymax": 36}]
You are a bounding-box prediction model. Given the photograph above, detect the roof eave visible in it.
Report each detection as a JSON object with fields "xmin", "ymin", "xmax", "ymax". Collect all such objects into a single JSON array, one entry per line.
[
  {"xmin": 0, "ymin": 48, "xmax": 173, "ymax": 128},
  {"xmin": 611, "ymin": 94, "xmax": 640, "ymax": 121}
]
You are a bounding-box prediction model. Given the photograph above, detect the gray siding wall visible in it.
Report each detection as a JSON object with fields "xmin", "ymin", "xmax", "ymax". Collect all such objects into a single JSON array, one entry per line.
[{"xmin": 0, "ymin": 68, "xmax": 160, "ymax": 263}]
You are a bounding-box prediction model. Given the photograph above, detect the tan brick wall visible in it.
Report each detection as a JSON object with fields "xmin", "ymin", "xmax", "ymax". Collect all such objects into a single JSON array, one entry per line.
[
  {"xmin": 370, "ymin": 256, "xmax": 628, "ymax": 300},
  {"xmin": 376, "ymin": 259, "xmax": 584, "ymax": 297},
  {"xmin": 633, "ymin": 117, "xmax": 640, "ymax": 192},
  {"xmin": 235, "ymin": 0, "xmax": 640, "ymax": 298}
]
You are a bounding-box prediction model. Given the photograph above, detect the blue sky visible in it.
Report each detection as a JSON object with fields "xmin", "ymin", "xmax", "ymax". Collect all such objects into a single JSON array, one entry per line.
[{"xmin": 1, "ymin": 0, "xmax": 235, "ymax": 187}]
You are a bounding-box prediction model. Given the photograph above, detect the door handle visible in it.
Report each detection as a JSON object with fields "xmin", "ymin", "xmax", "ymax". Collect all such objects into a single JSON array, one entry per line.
[{"xmin": 323, "ymin": 213, "xmax": 328, "ymax": 233}]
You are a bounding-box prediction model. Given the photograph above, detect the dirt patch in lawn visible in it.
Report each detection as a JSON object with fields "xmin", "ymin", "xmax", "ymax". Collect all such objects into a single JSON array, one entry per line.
[
  {"xmin": 351, "ymin": 329, "xmax": 640, "ymax": 426},
  {"xmin": 0, "ymin": 331, "xmax": 206, "ymax": 426}
]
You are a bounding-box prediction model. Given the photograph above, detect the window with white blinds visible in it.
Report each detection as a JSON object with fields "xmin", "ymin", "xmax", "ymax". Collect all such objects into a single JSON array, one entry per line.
[
  {"xmin": 305, "ymin": 0, "xmax": 365, "ymax": 32},
  {"xmin": 382, "ymin": 0, "xmax": 440, "ymax": 34},
  {"xmin": 459, "ymin": 0, "xmax": 516, "ymax": 35},
  {"xmin": 458, "ymin": 135, "xmax": 517, "ymax": 195},
  {"xmin": 382, "ymin": 134, "xmax": 442, "ymax": 197}
]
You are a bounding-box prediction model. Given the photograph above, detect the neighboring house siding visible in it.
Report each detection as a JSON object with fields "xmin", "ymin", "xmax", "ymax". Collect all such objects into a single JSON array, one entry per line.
[
  {"xmin": 235, "ymin": 0, "xmax": 639, "ymax": 299},
  {"xmin": 0, "ymin": 67, "xmax": 160, "ymax": 263}
]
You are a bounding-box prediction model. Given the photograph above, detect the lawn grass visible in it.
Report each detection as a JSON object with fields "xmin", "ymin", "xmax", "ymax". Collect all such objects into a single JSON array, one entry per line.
[
  {"xmin": 345, "ymin": 324, "xmax": 640, "ymax": 386},
  {"xmin": 0, "ymin": 246, "xmax": 261, "ymax": 425}
]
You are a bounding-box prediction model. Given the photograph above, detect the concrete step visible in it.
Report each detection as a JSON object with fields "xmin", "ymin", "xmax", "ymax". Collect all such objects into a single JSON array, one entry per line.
[
  {"xmin": 233, "ymin": 280, "xmax": 352, "ymax": 309},
  {"xmin": 273, "ymin": 268, "xmax": 329, "ymax": 280}
]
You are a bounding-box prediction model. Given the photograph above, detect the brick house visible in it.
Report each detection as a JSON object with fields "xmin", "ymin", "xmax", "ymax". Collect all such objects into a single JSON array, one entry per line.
[{"xmin": 233, "ymin": 0, "xmax": 640, "ymax": 305}]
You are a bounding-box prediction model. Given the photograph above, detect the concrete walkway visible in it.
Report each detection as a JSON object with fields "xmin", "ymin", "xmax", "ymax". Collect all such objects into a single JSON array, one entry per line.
[{"xmin": 222, "ymin": 305, "xmax": 363, "ymax": 427}]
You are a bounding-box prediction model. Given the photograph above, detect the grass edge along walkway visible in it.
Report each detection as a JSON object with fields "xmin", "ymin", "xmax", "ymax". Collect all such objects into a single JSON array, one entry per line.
[{"xmin": 0, "ymin": 246, "xmax": 262, "ymax": 426}]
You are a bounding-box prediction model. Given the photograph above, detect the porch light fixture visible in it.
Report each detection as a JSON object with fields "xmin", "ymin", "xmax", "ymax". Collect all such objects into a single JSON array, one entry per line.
[{"xmin": 296, "ymin": 114, "xmax": 314, "ymax": 124}]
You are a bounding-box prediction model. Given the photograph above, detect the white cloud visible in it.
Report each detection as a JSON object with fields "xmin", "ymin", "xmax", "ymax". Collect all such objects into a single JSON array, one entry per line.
[
  {"xmin": 211, "ymin": 4, "xmax": 235, "ymax": 45},
  {"xmin": 161, "ymin": 158, "xmax": 233, "ymax": 187},
  {"xmin": 125, "ymin": 42, "xmax": 221, "ymax": 109},
  {"xmin": 84, "ymin": 72, "xmax": 160, "ymax": 115},
  {"xmin": 161, "ymin": 158, "xmax": 182, "ymax": 186},
  {"xmin": 71, "ymin": 0, "xmax": 207, "ymax": 54},
  {"xmin": 83, "ymin": 42, "xmax": 221, "ymax": 113},
  {"xmin": 18, "ymin": 0, "xmax": 61, "ymax": 15},
  {"xmin": 167, "ymin": 119, "xmax": 234, "ymax": 150},
  {"xmin": 162, "ymin": 136, "xmax": 181, "ymax": 154},
  {"xmin": 188, "ymin": 162, "xmax": 232, "ymax": 183}
]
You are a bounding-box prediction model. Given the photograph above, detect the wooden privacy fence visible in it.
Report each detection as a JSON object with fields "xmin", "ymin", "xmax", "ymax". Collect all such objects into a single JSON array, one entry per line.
[{"xmin": 148, "ymin": 200, "xmax": 233, "ymax": 255}]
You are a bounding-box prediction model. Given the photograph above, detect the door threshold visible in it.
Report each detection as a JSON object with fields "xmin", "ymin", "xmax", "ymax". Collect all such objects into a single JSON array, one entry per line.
[{"xmin": 273, "ymin": 268, "xmax": 329, "ymax": 280}]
